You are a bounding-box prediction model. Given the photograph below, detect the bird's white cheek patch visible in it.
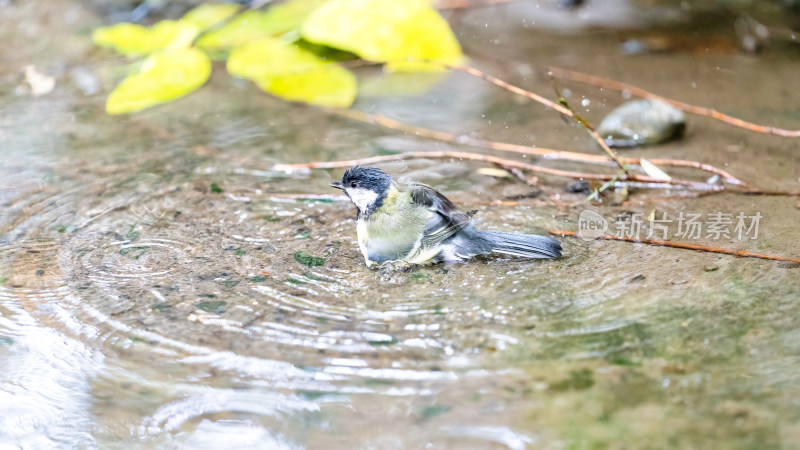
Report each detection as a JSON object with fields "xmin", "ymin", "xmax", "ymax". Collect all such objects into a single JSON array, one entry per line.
[{"xmin": 346, "ymin": 188, "xmax": 378, "ymax": 213}]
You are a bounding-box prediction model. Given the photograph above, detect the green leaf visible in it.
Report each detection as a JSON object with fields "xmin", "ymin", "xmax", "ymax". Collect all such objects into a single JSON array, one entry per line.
[
  {"xmin": 119, "ymin": 246, "xmax": 151, "ymax": 259},
  {"xmin": 550, "ymin": 369, "xmax": 595, "ymax": 391},
  {"xmin": 294, "ymin": 251, "xmax": 325, "ymax": 267},
  {"xmin": 409, "ymin": 272, "xmax": 431, "ymax": 283},
  {"xmin": 302, "ymin": 272, "xmax": 334, "ymax": 282},
  {"xmin": 93, "ymin": 20, "xmax": 199, "ymax": 57},
  {"xmin": 181, "ymin": 3, "xmax": 241, "ymax": 31},
  {"xmin": 197, "ymin": 0, "xmax": 326, "ymax": 50},
  {"xmin": 228, "ymin": 38, "xmax": 356, "ymax": 107},
  {"xmin": 297, "ymin": 390, "xmax": 330, "ymax": 400},
  {"xmin": 294, "ymin": 197, "xmax": 335, "ymax": 203},
  {"xmin": 106, "ymin": 48, "xmax": 211, "ymax": 114},
  {"xmin": 196, "ymin": 300, "xmax": 226, "ymax": 313},
  {"xmin": 368, "ymin": 336, "xmax": 398, "ymax": 346},
  {"xmin": 639, "ymin": 158, "xmax": 672, "ymax": 181},
  {"xmin": 57, "ymin": 225, "xmax": 78, "ymax": 233},
  {"xmin": 610, "ymin": 358, "xmax": 640, "ymax": 366},
  {"xmin": 420, "ymin": 404, "xmax": 451, "ymax": 418},
  {"xmin": 301, "ymin": 0, "xmax": 463, "ymax": 72},
  {"xmin": 221, "ymin": 279, "xmax": 240, "ymax": 288},
  {"xmin": 364, "ymin": 378, "xmax": 394, "ymax": 386}
]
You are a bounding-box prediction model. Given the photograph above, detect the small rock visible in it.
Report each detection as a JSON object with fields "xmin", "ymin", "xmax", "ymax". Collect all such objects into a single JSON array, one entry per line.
[
  {"xmin": 703, "ymin": 265, "xmax": 720, "ymax": 272},
  {"xmin": 598, "ymin": 99, "xmax": 686, "ymax": 148},
  {"xmin": 324, "ymin": 242, "xmax": 340, "ymax": 256},
  {"xmin": 567, "ymin": 180, "xmax": 591, "ymax": 193},
  {"xmin": 138, "ymin": 315, "xmax": 158, "ymax": 326},
  {"xmin": 69, "ymin": 66, "xmax": 99, "ymax": 95},
  {"xmin": 501, "ymin": 184, "xmax": 539, "ymax": 199}
]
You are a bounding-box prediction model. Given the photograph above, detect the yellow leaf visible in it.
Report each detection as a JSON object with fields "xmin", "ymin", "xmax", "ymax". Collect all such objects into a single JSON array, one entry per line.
[
  {"xmin": 197, "ymin": 0, "xmax": 327, "ymax": 50},
  {"xmin": 227, "ymin": 38, "xmax": 356, "ymax": 107},
  {"xmin": 259, "ymin": 0, "xmax": 328, "ymax": 33},
  {"xmin": 196, "ymin": 11, "xmax": 270, "ymax": 50},
  {"xmin": 256, "ymin": 71, "xmax": 355, "ymax": 108},
  {"xmin": 359, "ymin": 72, "xmax": 446, "ymax": 97},
  {"xmin": 301, "ymin": 0, "xmax": 463, "ymax": 72},
  {"xmin": 93, "ymin": 20, "xmax": 199, "ymax": 57},
  {"xmin": 181, "ymin": 3, "xmax": 241, "ymax": 31},
  {"xmin": 106, "ymin": 48, "xmax": 211, "ymax": 114}
]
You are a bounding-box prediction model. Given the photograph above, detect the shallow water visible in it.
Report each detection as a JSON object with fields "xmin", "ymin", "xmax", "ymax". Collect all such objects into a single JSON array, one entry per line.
[{"xmin": 2, "ymin": 1, "xmax": 800, "ymax": 448}]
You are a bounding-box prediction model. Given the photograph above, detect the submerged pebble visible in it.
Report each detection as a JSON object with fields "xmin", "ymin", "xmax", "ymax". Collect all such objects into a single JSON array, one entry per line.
[
  {"xmin": 597, "ymin": 99, "xmax": 686, "ymax": 148},
  {"xmin": 566, "ymin": 180, "xmax": 591, "ymax": 193}
]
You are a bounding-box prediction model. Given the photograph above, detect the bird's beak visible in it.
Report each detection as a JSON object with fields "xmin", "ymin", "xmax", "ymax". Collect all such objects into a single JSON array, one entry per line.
[{"xmin": 330, "ymin": 181, "xmax": 344, "ymax": 190}]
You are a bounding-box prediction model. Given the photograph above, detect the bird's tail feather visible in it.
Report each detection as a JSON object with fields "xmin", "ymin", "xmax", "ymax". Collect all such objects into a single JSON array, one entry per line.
[{"xmin": 479, "ymin": 230, "xmax": 562, "ymax": 259}]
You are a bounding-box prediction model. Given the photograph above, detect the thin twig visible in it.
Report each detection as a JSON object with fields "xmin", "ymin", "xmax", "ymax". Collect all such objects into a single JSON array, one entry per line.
[
  {"xmin": 443, "ymin": 63, "xmax": 626, "ymax": 169},
  {"xmin": 547, "ymin": 66, "xmax": 800, "ymax": 138},
  {"xmin": 445, "ymin": 63, "xmax": 754, "ymax": 188},
  {"xmin": 331, "ymin": 60, "xmax": 751, "ymax": 186},
  {"xmin": 446, "ymin": 64, "xmax": 573, "ymax": 115},
  {"xmin": 551, "ymin": 229, "xmax": 800, "ymax": 264},
  {"xmin": 505, "ymin": 167, "xmax": 539, "ymax": 185},
  {"xmin": 548, "ymin": 71, "xmax": 629, "ymax": 185},
  {"xmin": 331, "ymin": 108, "xmax": 749, "ymax": 187},
  {"xmin": 738, "ymin": 190, "xmax": 800, "ymax": 197},
  {"xmin": 271, "ymin": 151, "xmax": 724, "ymax": 190},
  {"xmin": 586, "ymin": 166, "xmax": 628, "ymax": 202}
]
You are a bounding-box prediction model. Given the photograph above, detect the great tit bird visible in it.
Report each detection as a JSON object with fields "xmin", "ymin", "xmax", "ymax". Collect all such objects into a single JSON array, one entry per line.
[{"xmin": 330, "ymin": 165, "xmax": 562, "ymax": 268}]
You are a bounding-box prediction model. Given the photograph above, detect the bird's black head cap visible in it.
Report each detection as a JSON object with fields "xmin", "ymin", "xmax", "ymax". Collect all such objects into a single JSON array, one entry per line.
[
  {"xmin": 332, "ymin": 165, "xmax": 395, "ymax": 217},
  {"xmin": 340, "ymin": 165, "xmax": 393, "ymax": 194}
]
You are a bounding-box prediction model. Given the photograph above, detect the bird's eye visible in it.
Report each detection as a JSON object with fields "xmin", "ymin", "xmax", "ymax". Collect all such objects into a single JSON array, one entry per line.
[{"xmin": 350, "ymin": 182, "xmax": 357, "ymax": 188}]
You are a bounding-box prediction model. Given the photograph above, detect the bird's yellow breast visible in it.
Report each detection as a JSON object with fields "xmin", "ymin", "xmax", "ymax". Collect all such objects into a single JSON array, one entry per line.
[{"xmin": 355, "ymin": 189, "xmax": 436, "ymax": 267}]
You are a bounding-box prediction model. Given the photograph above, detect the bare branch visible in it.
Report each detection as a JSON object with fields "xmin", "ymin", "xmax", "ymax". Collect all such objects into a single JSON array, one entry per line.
[{"xmin": 552, "ymin": 229, "xmax": 800, "ymax": 264}]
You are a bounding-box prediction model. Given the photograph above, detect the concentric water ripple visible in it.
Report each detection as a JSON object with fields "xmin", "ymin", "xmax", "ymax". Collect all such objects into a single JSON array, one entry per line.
[
  {"xmin": 1, "ymin": 182, "xmax": 671, "ymax": 447},
  {"xmin": 0, "ymin": 120, "xmax": 761, "ymax": 449}
]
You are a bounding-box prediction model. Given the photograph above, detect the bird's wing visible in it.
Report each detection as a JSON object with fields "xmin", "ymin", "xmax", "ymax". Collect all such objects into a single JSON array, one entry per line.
[{"xmin": 408, "ymin": 183, "xmax": 472, "ymax": 247}]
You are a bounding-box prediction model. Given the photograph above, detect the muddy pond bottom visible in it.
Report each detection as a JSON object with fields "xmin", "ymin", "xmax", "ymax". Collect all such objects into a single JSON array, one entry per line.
[{"xmin": 2, "ymin": 150, "xmax": 799, "ymax": 448}]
